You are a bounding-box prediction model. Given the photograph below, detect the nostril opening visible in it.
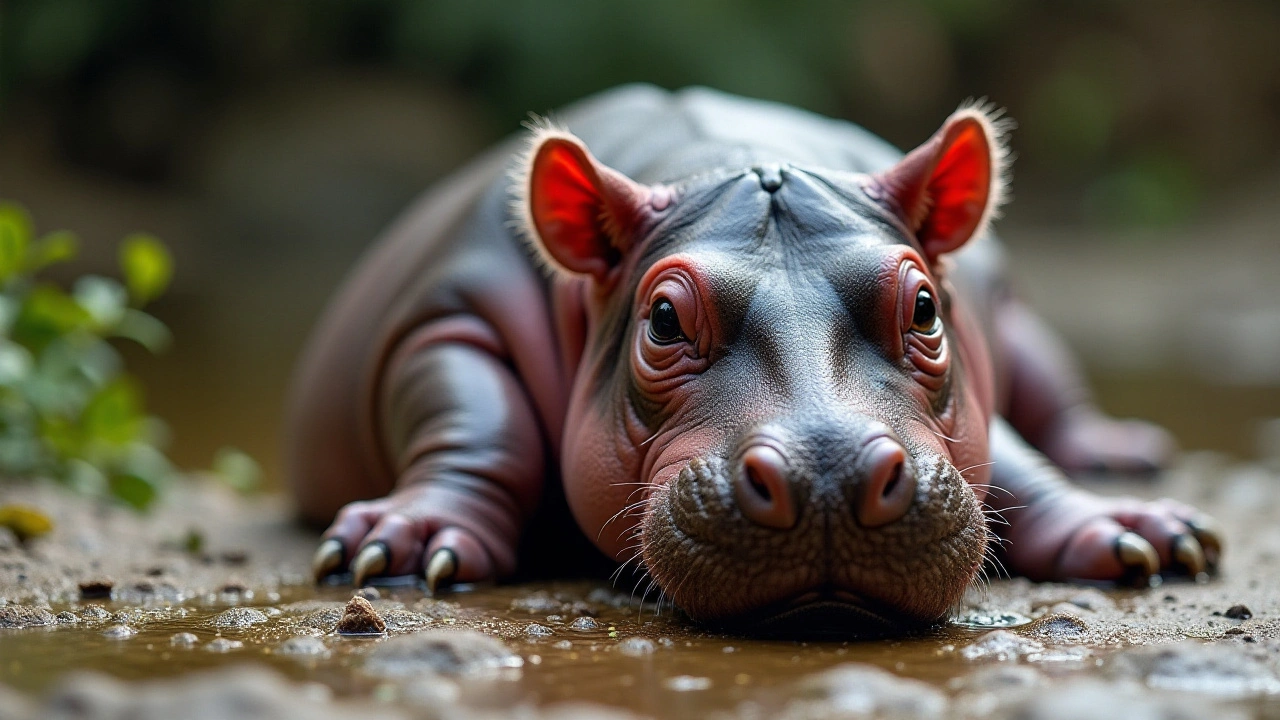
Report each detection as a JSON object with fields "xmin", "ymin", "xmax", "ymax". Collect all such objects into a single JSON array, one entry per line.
[
  {"xmin": 881, "ymin": 462, "xmax": 903, "ymax": 499},
  {"xmin": 746, "ymin": 466, "xmax": 773, "ymax": 503}
]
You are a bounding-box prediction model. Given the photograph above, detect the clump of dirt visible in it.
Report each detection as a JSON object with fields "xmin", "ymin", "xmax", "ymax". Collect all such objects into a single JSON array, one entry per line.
[
  {"xmin": 0, "ymin": 606, "xmax": 55, "ymax": 628},
  {"xmin": 336, "ymin": 596, "xmax": 386, "ymax": 635}
]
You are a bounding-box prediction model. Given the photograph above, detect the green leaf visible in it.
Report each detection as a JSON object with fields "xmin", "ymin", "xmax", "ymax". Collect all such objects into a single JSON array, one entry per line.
[
  {"xmin": 82, "ymin": 377, "xmax": 144, "ymax": 446},
  {"xmin": 0, "ymin": 504, "xmax": 54, "ymax": 541},
  {"xmin": 73, "ymin": 275, "xmax": 128, "ymax": 329},
  {"xmin": 14, "ymin": 284, "xmax": 93, "ymax": 350},
  {"xmin": 0, "ymin": 204, "xmax": 32, "ymax": 282},
  {"xmin": 0, "ymin": 341, "xmax": 33, "ymax": 386},
  {"xmin": 27, "ymin": 230, "xmax": 78, "ymax": 271},
  {"xmin": 112, "ymin": 309, "xmax": 172, "ymax": 352},
  {"xmin": 119, "ymin": 234, "xmax": 172, "ymax": 306},
  {"xmin": 108, "ymin": 473, "xmax": 156, "ymax": 511},
  {"xmin": 212, "ymin": 447, "xmax": 263, "ymax": 494}
]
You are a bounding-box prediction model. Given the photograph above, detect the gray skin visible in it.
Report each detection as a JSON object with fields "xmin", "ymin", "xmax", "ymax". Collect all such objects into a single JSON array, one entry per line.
[{"xmin": 289, "ymin": 85, "xmax": 1219, "ymax": 634}]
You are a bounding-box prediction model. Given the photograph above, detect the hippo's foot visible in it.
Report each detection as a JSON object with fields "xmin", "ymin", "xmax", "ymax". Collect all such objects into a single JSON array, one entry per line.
[
  {"xmin": 310, "ymin": 483, "xmax": 516, "ymax": 591},
  {"xmin": 1039, "ymin": 409, "xmax": 1176, "ymax": 477},
  {"xmin": 1003, "ymin": 491, "xmax": 1222, "ymax": 585}
]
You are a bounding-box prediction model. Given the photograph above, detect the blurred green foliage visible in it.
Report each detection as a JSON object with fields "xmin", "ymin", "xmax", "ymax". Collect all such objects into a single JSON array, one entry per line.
[
  {"xmin": 2, "ymin": 0, "xmax": 1276, "ymax": 228},
  {"xmin": 0, "ymin": 200, "xmax": 176, "ymax": 509}
]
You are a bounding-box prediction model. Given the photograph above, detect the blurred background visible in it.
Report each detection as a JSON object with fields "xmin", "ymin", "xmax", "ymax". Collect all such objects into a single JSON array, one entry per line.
[{"xmin": 2, "ymin": 0, "xmax": 1278, "ymax": 486}]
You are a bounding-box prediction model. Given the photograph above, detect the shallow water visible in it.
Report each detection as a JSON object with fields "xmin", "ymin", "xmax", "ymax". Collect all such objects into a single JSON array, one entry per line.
[{"xmin": 0, "ymin": 579, "xmax": 1085, "ymax": 714}]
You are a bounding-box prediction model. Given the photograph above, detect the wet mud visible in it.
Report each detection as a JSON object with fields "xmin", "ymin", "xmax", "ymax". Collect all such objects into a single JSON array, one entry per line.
[{"xmin": 3, "ymin": 451, "xmax": 1280, "ymax": 718}]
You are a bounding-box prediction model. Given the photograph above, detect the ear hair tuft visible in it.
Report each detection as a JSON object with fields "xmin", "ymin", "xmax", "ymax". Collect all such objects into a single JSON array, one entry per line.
[
  {"xmin": 952, "ymin": 98, "xmax": 1015, "ymax": 241},
  {"xmin": 507, "ymin": 114, "xmax": 580, "ymax": 278}
]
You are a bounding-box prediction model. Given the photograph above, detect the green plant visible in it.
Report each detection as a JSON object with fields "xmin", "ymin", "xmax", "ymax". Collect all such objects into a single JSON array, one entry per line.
[{"xmin": 0, "ymin": 201, "xmax": 176, "ymax": 510}]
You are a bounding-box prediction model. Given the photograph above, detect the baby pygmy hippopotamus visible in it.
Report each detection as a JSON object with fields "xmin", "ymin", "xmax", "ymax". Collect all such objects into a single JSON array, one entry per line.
[{"xmin": 289, "ymin": 85, "xmax": 1221, "ymax": 634}]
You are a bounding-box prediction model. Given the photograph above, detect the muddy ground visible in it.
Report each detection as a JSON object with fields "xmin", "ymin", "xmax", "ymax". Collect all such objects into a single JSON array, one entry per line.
[{"xmin": 3, "ymin": 451, "xmax": 1280, "ymax": 719}]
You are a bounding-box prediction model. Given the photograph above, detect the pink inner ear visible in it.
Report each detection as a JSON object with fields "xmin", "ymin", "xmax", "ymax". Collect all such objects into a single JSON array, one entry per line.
[
  {"xmin": 919, "ymin": 120, "xmax": 992, "ymax": 253},
  {"xmin": 530, "ymin": 140, "xmax": 616, "ymax": 277}
]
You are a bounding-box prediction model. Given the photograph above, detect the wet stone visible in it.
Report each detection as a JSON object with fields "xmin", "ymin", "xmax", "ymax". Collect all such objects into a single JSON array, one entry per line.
[
  {"xmin": 1023, "ymin": 613, "xmax": 1090, "ymax": 642},
  {"xmin": 298, "ymin": 607, "xmax": 342, "ymax": 633},
  {"xmin": 78, "ymin": 605, "xmax": 111, "ymax": 621},
  {"xmin": 77, "ymin": 578, "xmax": 114, "ymax": 599},
  {"xmin": 102, "ymin": 624, "xmax": 136, "ymax": 639},
  {"xmin": 569, "ymin": 616, "xmax": 600, "ymax": 631},
  {"xmin": 205, "ymin": 638, "xmax": 244, "ymax": 653},
  {"xmin": 1225, "ymin": 604, "xmax": 1253, "ymax": 620},
  {"xmin": 1108, "ymin": 641, "xmax": 1280, "ymax": 696},
  {"xmin": 526, "ymin": 623, "xmax": 554, "ymax": 637},
  {"xmin": 170, "ymin": 632, "xmax": 199, "ymax": 647},
  {"xmin": 55, "ymin": 611, "xmax": 78, "ymax": 624},
  {"xmin": 211, "ymin": 606, "xmax": 270, "ymax": 628},
  {"xmin": 961, "ymin": 630, "xmax": 1046, "ymax": 662},
  {"xmin": 790, "ymin": 663, "xmax": 947, "ymax": 719},
  {"xmin": 278, "ymin": 636, "xmax": 330, "ymax": 657},
  {"xmin": 381, "ymin": 609, "xmax": 431, "ymax": 632},
  {"xmin": 617, "ymin": 637, "xmax": 655, "ymax": 657},
  {"xmin": 0, "ymin": 604, "xmax": 56, "ymax": 628},
  {"xmin": 364, "ymin": 629, "xmax": 523, "ymax": 679},
  {"xmin": 354, "ymin": 586, "xmax": 380, "ymax": 601},
  {"xmin": 335, "ymin": 596, "xmax": 386, "ymax": 635}
]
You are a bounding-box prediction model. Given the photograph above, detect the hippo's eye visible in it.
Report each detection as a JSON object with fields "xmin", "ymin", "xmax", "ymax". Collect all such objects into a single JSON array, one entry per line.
[
  {"xmin": 911, "ymin": 289, "xmax": 939, "ymax": 334},
  {"xmin": 648, "ymin": 298, "xmax": 685, "ymax": 344}
]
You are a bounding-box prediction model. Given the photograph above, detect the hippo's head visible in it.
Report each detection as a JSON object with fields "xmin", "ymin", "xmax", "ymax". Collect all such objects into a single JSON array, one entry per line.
[{"xmin": 518, "ymin": 106, "xmax": 1009, "ymax": 635}]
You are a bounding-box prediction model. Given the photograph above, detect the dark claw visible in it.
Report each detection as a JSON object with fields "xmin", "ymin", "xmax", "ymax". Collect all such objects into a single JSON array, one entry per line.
[
  {"xmin": 424, "ymin": 548, "xmax": 457, "ymax": 596},
  {"xmin": 312, "ymin": 539, "xmax": 345, "ymax": 582},
  {"xmin": 1185, "ymin": 516, "xmax": 1222, "ymax": 571},
  {"xmin": 1171, "ymin": 534, "xmax": 1206, "ymax": 577},
  {"xmin": 351, "ymin": 542, "xmax": 389, "ymax": 588},
  {"xmin": 1115, "ymin": 531, "xmax": 1159, "ymax": 586}
]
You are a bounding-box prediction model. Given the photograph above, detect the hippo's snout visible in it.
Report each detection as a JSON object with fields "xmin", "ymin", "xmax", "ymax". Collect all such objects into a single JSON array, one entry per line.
[
  {"xmin": 639, "ymin": 416, "xmax": 988, "ymax": 632},
  {"xmin": 733, "ymin": 430, "xmax": 918, "ymax": 532}
]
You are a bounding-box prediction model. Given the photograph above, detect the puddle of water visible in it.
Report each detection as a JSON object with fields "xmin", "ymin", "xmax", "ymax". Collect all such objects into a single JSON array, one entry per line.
[{"xmin": 0, "ymin": 580, "xmax": 1062, "ymax": 716}]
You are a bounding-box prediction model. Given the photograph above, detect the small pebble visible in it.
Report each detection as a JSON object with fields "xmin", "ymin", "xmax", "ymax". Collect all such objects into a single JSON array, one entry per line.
[
  {"xmin": 568, "ymin": 616, "xmax": 599, "ymax": 631},
  {"xmin": 354, "ymin": 586, "xmax": 381, "ymax": 601},
  {"xmin": 77, "ymin": 579, "xmax": 114, "ymax": 599},
  {"xmin": 336, "ymin": 596, "xmax": 387, "ymax": 635},
  {"xmin": 1225, "ymin": 604, "xmax": 1253, "ymax": 620},
  {"xmin": 211, "ymin": 607, "xmax": 269, "ymax": 628},
  {"xmin": 102, "ymin": 624, "xmax": 136, "ymax": 639},
  {"xmin": 55, "ymin": 611, "xmax": 78, "ymax": 624},
  {"xmin": 79, "ymin": 605, "xmax": 111, "ymax": 621},
  {"xmin": 170, "ymin": 632, "xmax": 199, "ymax": 647},
  {"xmin": 205, "ymin": 638, "xmax": 243, "ymax": 652},
  {"xmin": 526, "ymin": 623, "xmax": 554, "ymax": 637}
]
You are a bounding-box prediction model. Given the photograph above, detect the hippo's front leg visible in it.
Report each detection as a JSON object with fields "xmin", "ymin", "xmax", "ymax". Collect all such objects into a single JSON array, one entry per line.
[
  {"xmin": 986, "ymin": 418, "xmax": 1222, "ymax": 584},
  {"xmin": 312, "ymin": 318, "xmax": 545, "ymax": 589}
]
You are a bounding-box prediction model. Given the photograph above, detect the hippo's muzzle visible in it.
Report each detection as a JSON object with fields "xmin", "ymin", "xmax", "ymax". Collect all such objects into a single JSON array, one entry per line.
[{"xmin": 639, "ymin": 414, "xmax": 988, "ymax": 634}]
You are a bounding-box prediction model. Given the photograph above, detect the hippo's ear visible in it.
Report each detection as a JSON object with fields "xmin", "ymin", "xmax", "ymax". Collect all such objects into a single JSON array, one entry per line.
[
  {"xmin": 519, "ymin": 128, "xmax": 671, "ymax": 283},
  {"xmin": 866, "ymin": 104, "xmax": 1011, "ymax": 263}
]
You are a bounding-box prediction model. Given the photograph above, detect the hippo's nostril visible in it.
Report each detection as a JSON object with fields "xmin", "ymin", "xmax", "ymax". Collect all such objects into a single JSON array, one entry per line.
[
  {"xmin": 735, "ymin": 445, "xmax": 797, "ymax": 530},
  {"xmin": 881, "ymin": 461, "xmax": 903, "ymax": 499},
  {"xmin": 855, "ymin": 437, "xmax": 917, "ymax": 528},
  {"xmin": 746, "ymin": 465, "xmax": 773, "ymax": 503}
]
